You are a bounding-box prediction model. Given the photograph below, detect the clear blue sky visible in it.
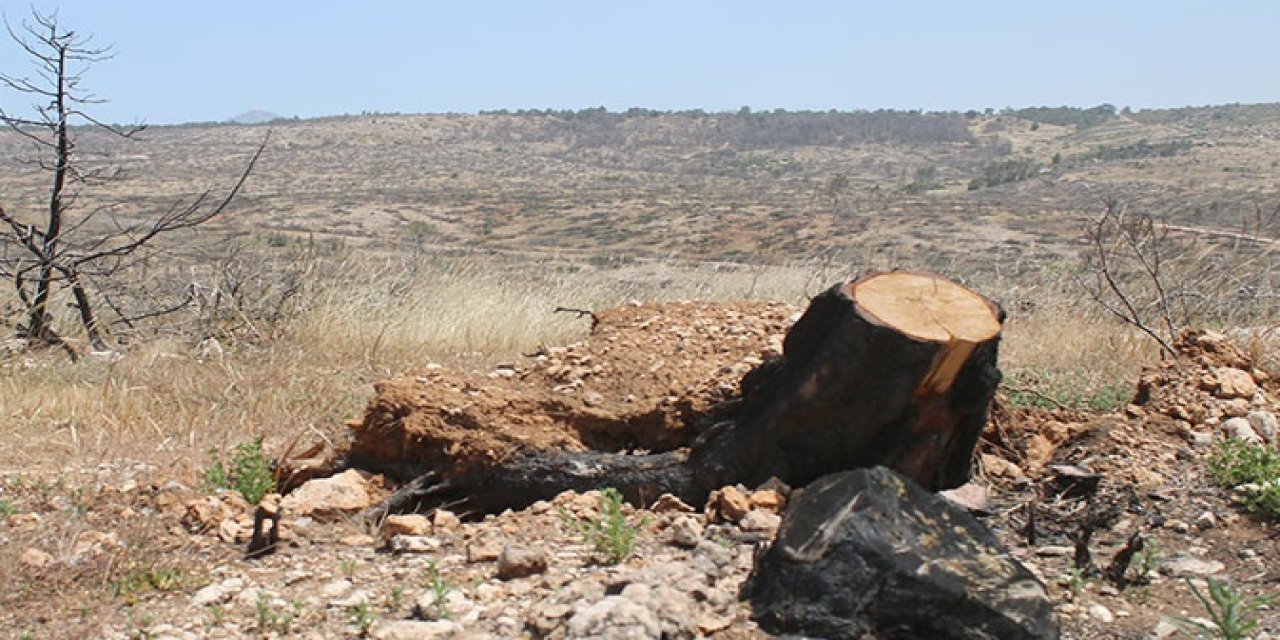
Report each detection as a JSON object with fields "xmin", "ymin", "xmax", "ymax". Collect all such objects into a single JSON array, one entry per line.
[{"xmin": 2, "ymin": 1, "xmax": 1277, "ymax": 125}]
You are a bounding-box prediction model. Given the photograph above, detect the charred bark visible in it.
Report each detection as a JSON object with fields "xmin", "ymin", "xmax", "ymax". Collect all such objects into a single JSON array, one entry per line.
[{"xmin": 372, "ymin": 272, "xmax": 1004, "ymax": 518}]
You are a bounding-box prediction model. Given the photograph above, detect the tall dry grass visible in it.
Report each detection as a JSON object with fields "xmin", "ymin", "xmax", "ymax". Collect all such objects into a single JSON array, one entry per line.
[{"xmin": 1, "ymin": 250, "xmax": 1256, "ymax": 478}]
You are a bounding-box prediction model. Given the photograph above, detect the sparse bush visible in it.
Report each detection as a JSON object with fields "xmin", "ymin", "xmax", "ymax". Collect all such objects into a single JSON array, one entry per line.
[
  {"xmin": 1207, "ymin": 439, "xmax": 1280, "ymax": 520},
  {"xmin": 204, "ymin": 436, "xmax": 274, "ymax": 505},
  {"xmin": 560, "ymin": 487, "xmax": 647, "ymax": 564}
]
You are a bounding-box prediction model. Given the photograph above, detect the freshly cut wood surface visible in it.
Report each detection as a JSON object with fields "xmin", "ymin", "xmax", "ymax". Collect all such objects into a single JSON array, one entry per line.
[{"xmin": 849, "ymin": 272, "xmax": 1001, "ymax": 344}]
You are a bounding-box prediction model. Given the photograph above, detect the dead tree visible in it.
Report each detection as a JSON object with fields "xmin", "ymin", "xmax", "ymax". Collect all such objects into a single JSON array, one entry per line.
[
  {"xmin": 372, "ymin": 272, "xmax": 1005, "ymax": 518},
  {"xmin": 0, "ymin": 10, "xmax": 266, "ymax": 356}
]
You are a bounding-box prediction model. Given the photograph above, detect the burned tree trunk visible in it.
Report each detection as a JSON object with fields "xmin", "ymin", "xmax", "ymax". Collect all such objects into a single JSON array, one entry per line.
[{"xmin": 373, "ymin": 272, "xmax": 1004, "ymax": 518}]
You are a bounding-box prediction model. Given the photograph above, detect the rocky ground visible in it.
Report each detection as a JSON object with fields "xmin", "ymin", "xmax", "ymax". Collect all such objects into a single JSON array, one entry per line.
[{"xmin": 3, "ymin": 303, "xmax": 1279, "ymax": 639}]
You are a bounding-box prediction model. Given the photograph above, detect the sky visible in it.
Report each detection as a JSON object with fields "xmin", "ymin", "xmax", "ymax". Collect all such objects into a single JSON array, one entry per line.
[{"xmin": 1, "ymin": 1, "xmax": 1278, "ymax": 125}]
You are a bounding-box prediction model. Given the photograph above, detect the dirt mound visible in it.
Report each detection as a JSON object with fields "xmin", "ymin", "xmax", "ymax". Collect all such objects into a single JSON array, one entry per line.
[{"xmin": 343, "ymin": 300, "xmax": 799, "ymax": 481}]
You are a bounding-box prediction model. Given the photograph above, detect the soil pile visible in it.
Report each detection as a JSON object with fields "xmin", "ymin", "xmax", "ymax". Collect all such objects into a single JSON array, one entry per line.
[{"xmin": 343, "ymin": 301, "xmax": 799, "ymax": 480}]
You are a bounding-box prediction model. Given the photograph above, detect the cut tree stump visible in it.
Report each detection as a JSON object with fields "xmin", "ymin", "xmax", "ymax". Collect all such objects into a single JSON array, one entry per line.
[{"xmin": 370, "ymin": 272, "xmax": 1005, "ymax": 518}]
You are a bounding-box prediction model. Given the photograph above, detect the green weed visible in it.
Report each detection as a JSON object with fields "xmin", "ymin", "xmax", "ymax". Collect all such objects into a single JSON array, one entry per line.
[
  {"xmin": 203, "ymin": 436, "xmax": 274, "ymax": 505},
  {"xmin": 1177, "ymin": 578, "xmax": 1275, "ymax": 639},
  {"xmin": 560, "ymin": 487, "xmax": 647, "ymax": 565},
  {"xmin": 1207, "ymin": 439, "xmax": 1280, "ymax": 520},
  {"xmin": 422, "ymin": 561, "xmax": 453, "ymax": 620}
]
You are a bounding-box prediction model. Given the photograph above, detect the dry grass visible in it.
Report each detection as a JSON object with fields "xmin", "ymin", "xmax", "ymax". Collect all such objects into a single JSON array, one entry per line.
[{"xmin": 0, "ymin": 253, "xmax": 1177, "ymax": 478}]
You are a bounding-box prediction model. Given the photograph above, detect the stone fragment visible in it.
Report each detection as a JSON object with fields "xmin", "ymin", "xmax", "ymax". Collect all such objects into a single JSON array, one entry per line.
[
  {"xmin": 748, "ymin": 489, "xmax": 785, "ymax": 513},
  {"xmin": 669, "ymin": 515, "xmax": 703, "ymax": 548},
  {"xmin": 747, "ymin": 467, "xmax": 1057, "ymax": 640},
  {"xmin": 566, "ymin": 595, "xmax": 662, "ymax": 639},
  {"xmin": 940, "ymin": 482, "xmax": 990, "ymax": 514},
  {"xmin": 19, "ymin": 547, "xmax": 54, "ymax": 569},
  {"xmin": 738, "ymin": 509, "xmax": 781, "ymax": 533},
  {"xmin": 383, "ymin": 514, "xmax": 432, "ymax": 538},
  {"xmin": 1162, "ymin": 553, "xmax": 1225, "ymax": 577},
  {"xmin": 370, "ymin": 619, "xmax": 461, "ymax": 639},
  {"xmin": 1087, "ymin": 603, "xmax": 1114, "ymax": 623},
  {"xmin": 649, "ymin": 493, "xmax": 695, "ymax": 514},
  {"xmin": 708, "ymin": 486, "xmax": 750, "ymax": 523},
  {"xmin": 496, "ymin": 544, "xmax": 549, "ymax": 580},
  {"xmin": 280, "ymin": 469, "xmax": 376, "ymax": 521},
  {"xmin": 432, "ymin": 509, "xmax": 462, "ymax": 530},
  {"xmin": 1220, "ymin": 417, "xmax": 1263, "ymax": 445},
  {"xmin": 1213, "ymin": 367, "xmax": 1258, "ymax": 399},
  {"xmin": 467, "ymin": 533, "xmax": 504, "ymax": 563},
  {"xmin": 389, "ymin": 535, "xmax": 442, "ymax": 554},
  {"xmin": 1246, "ymin": 410, "xmax": 1278, "ymax": 442}
]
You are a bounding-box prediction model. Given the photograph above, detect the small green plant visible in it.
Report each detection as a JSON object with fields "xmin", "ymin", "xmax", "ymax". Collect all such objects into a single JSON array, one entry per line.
[
  {"xmin": 253, "ymin": 591, "xmax": 301, "ymax": 633},
  {"xmin": 206, "ymin": 604, "xmax": 226, "ymax": 628},
  {"xmin": 0, "ymin": 497, "xmax": 16, "ymax": 517},
  {"xmin": 112, "ymin": 564, "xmax": 192, "ymax": 601},
  {"xmin": 422, "ymin": 561, "xmax": 453, "ymax": 620},
  {"xmin": 348, "ymin": 599, "xmax": 376, "ymax": 635},
  {"xmin": 560, "ymin": 487, "xmax": 647, "ymax": 565},
  {"xmin": 1130, "ymin": 538, "xmax": 1163, "ymax": 583},
  {"xmin": 204, "ymin": 436, "xmax": 274, "ymax": 505},
  {"xmin": 386, "ymin": 584, "xmax": 405, "ymax": 611},
  {"xmin": 1065, "ymin": 566, "xmax": 1090, "ymax": 596},
  {"xmin": 1207, "ymin": 439, "xmax": 1280, "ymax": 520},
  {"xmin": 1177, "ymin": 578, "xmax": 1275, "ymax": 639},
  {"xmin": 128, "ymin": 612, "xmax": 156, "ymax": 640},
  {"xmin": 340, "ymin": 558, "xmax": 360, "ymax": 579}
]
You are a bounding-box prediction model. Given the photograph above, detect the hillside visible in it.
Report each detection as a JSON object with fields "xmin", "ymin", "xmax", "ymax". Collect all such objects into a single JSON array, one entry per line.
[{"xmin": 2, "ymin": 104, "xmax": 1278, "ymax": 273}]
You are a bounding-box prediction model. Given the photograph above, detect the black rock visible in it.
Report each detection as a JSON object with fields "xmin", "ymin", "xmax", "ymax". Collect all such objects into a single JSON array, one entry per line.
[{"xmin": 746, "ymin": 467, "xmax": 1059, "ymax": 640}]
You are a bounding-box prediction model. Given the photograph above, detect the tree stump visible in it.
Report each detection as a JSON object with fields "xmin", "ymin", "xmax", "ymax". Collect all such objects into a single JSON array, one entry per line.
[{"xmin": 372, "ymin": 272, "xmax": 1004, "ymax": 517}]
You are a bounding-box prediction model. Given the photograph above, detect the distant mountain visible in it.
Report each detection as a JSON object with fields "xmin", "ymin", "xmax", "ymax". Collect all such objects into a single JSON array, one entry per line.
[{"xmin": 228, "ymin": 110, "xmax": 284, "ymax": 125}]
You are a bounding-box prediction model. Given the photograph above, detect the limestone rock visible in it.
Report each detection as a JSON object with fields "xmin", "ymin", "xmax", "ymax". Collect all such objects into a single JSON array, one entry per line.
[
  {"xmin": 280, "ymin": 469, "xmax": 377, "ymax": 521},
  {"xmin": 1246, "ymin": 410, "xmax": 1278, "ymax": 442},
  {"xmin": 747, "ymin": 467, "xmax": 1058, "ymax": 640},
  {"xmin": 383, "ymin": 514, "xmax": 432, "ymax": 539},
  {"xmin": 669, "ymin": 515, "xmax": 703, "ymax": 548},
  {"xmin": 496, "ymin": 544, "xmax": 549, "ymax": 580},
  {"xmin": 1213, "ymin": 367, "xmax": 1258, "ymax": 399}
]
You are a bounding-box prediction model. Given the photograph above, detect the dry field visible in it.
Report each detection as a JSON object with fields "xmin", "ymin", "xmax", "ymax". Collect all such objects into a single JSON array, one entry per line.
[{"xmin": 2, "ymin": 107, "xmax": 1279, "ymax": 638}]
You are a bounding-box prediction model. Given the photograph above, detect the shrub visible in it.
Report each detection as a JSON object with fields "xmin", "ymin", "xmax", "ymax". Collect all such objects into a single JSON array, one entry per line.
[
  {"xmin": 560, "ymin": 487, "xmax": 646, "ymax": 564},
  {"xmin": 204, "ymin": 436, "xmax": 274, "ymax": 505}
]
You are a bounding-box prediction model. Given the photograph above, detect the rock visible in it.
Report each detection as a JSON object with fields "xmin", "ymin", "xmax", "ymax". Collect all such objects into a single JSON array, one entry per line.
[
  {"xmin": 565, "ymin": 595, "xmax": 662, "ymax": 639},
  {"xmin": 1220, "ymin": 417, "xmax": 1263, "ymax": 444},
  {"xmin": 389, "ymin": 535, "xmax": 442, "ymax": 554},
  {"xmin": 384, "ymin": 514, "xmax": 432, "ymax": 538},
  {"xmin": 1220, "ymin": 398, "xmax": 1251, "ymax": 418},
  {"xmin": 1151, "ymin": 616, "xmax": 1181, "ymax": 639},
  {"xmin": 329, "ymin": 588, "xmax": 373, "ymax": 608},
  {"xmin": 940, "ymin": 482, "xmax": 990, "ymax": 514},
  {"xmin": 1194, "ymin": 511, "xmax": 1217, "ymax": 530},
  {"xmin": 432, "ymin": 509, "xmax": 462, "ymax": 531},
  {"xmin": 497, "ymin": 544, "xmax": 549, "ymax": 580},
  {"xmin": 280, "ymin": 469, "xmax": 376, "ymax": 521},
  {"xmin": 1162, "ymin": 553, "xmax": 1225, "ymax": 577},
  {"xmin": 707, "ymin": 486, "xmax": 750, "ymax": 523},
  {"xmin": 340, "ymin": 533, "xmax": 377, "ymax": 547},
  {"xmin": 370, "ymin": 619, "xmax": 462, "ymax": 640},
  {"xmin": 738, "ymin": 508, "xmax": 781, "ymax": 533},
  {"xmin": 19, "ymin": 547, "xmax": 54, "ymax": 569},
  {"xmin": 649, "ymin": 493, "xmax": 695, "ymax": 514},
  {"xmin": 981, "ymin": 453, "xmax": 1025, "ymax": 479},
  {"xmin": 747, "ymin": 467, "xmax": 1058, "ymax": 640},
  {"xmin": 191, "ymin": 578, "xmax": 244, "ymax": 606},
  {"xmin": 467, "ymin": 533, "xmax": 504, "ymax": 563},
  {"xmin": 748, "ymin": 489, "xmax": 785, "ymax": 512},
  {"xmin": 1247, "ymin": 410, "xmax": 1278, "ymax": 442},
  {"xmin": 320, "ymin": 578, "xmax": 353, "ymax": 598},
  {"xmin": 669, "ymin": 515, "xmax": 703, "ymax": 548},
  {"xmin": 1213, "ymin": 367, "xmax": 1258, "ymax": 399},
  {"xmin": 1087, "ymin": 603, "xmax": 1114, "ymax": 623}
]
